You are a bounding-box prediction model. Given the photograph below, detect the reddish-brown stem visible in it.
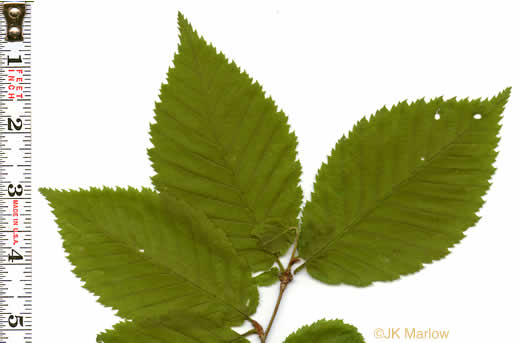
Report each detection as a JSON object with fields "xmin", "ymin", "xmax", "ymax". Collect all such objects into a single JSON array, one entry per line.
[{"xmin": 260, "ymin": 227, "xmax": 301, "ymax": 343}]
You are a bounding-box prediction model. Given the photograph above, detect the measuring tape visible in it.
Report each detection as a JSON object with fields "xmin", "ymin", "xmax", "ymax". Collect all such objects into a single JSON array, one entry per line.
[{"xmin": 0, "ymin": 2, "xmax": 32, "ymax": 342}]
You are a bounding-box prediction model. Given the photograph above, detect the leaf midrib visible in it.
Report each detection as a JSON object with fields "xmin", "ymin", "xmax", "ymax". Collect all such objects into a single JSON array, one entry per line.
[
  {"xmin": 303, "ymin": 125, "xmax": 473, "ymax": 265},
  {"xmin": 73, "ymin": 208, "xmax": 252, "ymax": 321},
  {"xmin": 181, "ymin": 30, "xmax": 291, "ymax": 254}
]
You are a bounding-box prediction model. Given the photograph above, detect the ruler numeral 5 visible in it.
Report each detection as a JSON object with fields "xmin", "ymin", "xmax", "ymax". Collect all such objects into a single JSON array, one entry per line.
[{"xmin": 8, "ymin": 314, "xmax": 24, "ymax": 328}]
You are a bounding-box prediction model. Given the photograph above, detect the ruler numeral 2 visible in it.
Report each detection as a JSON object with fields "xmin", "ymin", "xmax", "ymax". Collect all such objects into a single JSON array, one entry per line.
[{"xmin": 7, "ymin": 117, "xmax": 22, "ymax": 130}]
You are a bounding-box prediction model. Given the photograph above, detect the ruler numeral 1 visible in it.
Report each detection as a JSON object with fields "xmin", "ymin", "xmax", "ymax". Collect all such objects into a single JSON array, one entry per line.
[{"xmin": 7, "ymin": 55, "xmax": 22, "ymax": 64}]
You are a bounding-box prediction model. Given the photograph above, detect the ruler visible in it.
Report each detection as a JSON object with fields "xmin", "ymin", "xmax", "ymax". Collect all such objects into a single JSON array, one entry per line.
[{"xmin": 0, "ymin": 2, "xmax": 32, "ymax": 342}]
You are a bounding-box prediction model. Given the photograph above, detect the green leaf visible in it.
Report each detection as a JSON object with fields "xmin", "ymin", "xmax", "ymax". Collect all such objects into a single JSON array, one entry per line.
[
  {"xmin": 40, "ymin": 187, "xmax": 258, "ymax": 325},
  {"xmin": 97, "ymin": 312, "xmax": 249, "ymax": 343},
  {"xmin": 300, "ymin": 89, "xmax": 510, "ymax": 286},
  {"xmin": 283, "ymin": 319, "xmax": 365, "ymax": 343},
  {"xmin": 148, "ymin": 13, "xmax": 302, "ymax": 272},
  {"xmin": 253, "ymin": 267, "xmax": 280, "ymax": 287}
]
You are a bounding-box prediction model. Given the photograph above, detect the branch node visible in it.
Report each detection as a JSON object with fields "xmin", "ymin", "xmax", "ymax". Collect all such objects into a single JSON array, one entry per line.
[{"xmin": 279, "ymin": 269, "xmax": 293, "ymax": 288}]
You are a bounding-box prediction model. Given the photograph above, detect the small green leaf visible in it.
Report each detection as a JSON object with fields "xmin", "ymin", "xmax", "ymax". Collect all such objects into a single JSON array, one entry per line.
[
  {"xmin": 148, "ymin": 12, "xmax": 302, "ymax": 272},
  {"xmin": 253, "ymin": 267, "xmax": 280, "ymax": 287},
  {"xmin": 97, "ymin": 312, "xmax": 250, "ymax": 343},
  {"xmin": 40, "ymin": 187, "xmax": 258, "ymax": 325},
  {"xmin": 283, "ymin": 319, "xmax": 365, "ymax": 343},
  {"xmin": 300, "ymin": 89, "xmax": 510, "ymax": 286}
]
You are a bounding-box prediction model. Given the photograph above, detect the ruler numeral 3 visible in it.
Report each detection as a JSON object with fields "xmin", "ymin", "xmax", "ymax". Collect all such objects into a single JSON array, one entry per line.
[{"xmin": 7, "ymin": 183, "xmax": 23, "ymax": 196}]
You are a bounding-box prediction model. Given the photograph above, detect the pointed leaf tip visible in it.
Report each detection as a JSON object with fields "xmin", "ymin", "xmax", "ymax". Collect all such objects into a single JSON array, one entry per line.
[
  {"xmin": 177, "ymin": 11, "xmax": 186, "ymax": 25},
  {"xmin": 494, "ymin": 86, "xmax": 512, "ymax": 105},
  {"xmin": 177, "ymin": 11, "xmax": 195, "ymax": 36},
  {"xmin": 38, "ymin": 187, "xmax": 49, "ymax": 197}
]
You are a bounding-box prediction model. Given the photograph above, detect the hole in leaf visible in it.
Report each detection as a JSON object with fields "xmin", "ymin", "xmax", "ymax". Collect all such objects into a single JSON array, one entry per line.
[
  {"xmin": 473, "ymin": 113, "xmax": 482, "ymax": 120},
  {"xmin": 138, "ymin": 249, "xmax": 145, "ymax": 253},
  {"xmin": 420, "ymin": 156, "xmax": 425, "ymax": 161},
  {"xmin": 434, "ymin": 113, "xmax": 440, "ymax": 120}
]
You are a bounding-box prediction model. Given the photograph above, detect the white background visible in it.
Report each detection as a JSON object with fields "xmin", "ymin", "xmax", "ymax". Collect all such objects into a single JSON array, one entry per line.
[{"xmin": 32, "ymin": 1, "xmax": 517, "ymax": 342}]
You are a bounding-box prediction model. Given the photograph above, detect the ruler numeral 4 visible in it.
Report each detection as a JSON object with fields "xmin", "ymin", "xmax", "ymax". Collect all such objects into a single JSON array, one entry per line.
[{"xmin": 8, "ymin": 249, "xmax": 23, "ymax": 262}]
